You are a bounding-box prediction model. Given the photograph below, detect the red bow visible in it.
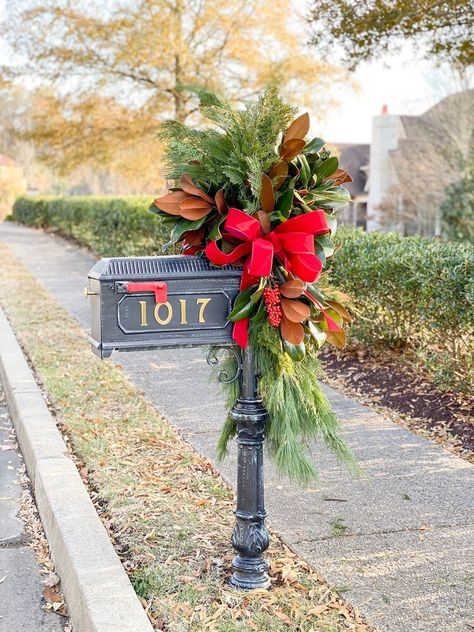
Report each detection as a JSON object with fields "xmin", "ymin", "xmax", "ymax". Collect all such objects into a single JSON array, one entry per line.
[{"xmin": 205, "ymin": 208, "xmax": 329, "ymax": 347}]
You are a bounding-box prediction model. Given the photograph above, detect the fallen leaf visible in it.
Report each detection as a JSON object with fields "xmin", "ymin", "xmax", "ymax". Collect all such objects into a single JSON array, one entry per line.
[{"xmin": 42, "ymin": 572, "xmax": 60, "ymax": 588}]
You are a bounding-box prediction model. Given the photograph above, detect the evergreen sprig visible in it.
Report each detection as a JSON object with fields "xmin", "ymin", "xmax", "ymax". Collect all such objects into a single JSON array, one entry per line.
[
  {"xmin": 216, "ymin": 322, "xmax": 359, "ymax": 485},
  {"xmin": 158, "ymin": 87, "xmax": 296, "ymax": 210}
]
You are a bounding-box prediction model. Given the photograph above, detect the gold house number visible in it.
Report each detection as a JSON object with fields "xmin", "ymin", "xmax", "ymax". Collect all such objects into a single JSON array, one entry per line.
[{"xmin": 138, "ymin": 298, "xmax": 212, "ymax": 327}]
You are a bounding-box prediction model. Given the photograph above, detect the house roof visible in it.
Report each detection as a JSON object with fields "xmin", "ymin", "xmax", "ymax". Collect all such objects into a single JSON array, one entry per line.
[
  {"xmin": 389, "ymin": 89, "xmax": 474, "ymax": 208},
  {"xmin": 332, "ymin": 143, "xmax": 369, "ymax": 197}
]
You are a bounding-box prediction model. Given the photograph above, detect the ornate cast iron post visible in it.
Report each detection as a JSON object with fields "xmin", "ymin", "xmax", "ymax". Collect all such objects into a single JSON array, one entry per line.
[{"xmin": 229, "ymin": 346, "xmax": 271, "ymax": 590}]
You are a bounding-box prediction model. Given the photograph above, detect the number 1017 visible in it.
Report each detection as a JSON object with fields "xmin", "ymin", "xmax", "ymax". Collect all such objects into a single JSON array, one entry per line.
[{"xmin": 138, "ymin": 297, "xmax": 212, "ymax": 327}]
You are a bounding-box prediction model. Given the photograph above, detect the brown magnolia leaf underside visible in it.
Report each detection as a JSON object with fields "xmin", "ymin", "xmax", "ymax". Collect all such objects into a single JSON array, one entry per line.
[
  {"xmin": 260, "ymin": 174, "xmax": 275, "ymax": 213},
  {"xmin": 279, "ymin": 138, "xmax": 306, "ymax": 162},
  {"xmin": 179, "ymin": 197, "xmax": 213, "ymax": 220},
  {"xmin": 322, "ymin": 168, "xmax": 353, "ymax": 186},
  {"xmin": 215, "ymin": 188, "xmax": 228, "ymax": 215},
  {"xmin": 153, "ymin": 190, "xmax": 187, "ymax": 215},
  {"xmin": 268, "ymin": 160, "xmax": 289, "ymax": 190},
  {"xmin": 180, "ymin": 173, "xmax": 214, "ymax": 203},
  {"xmin": 280, "ymin": 279, "xmax": 304, "ymax": 298},
  {"xmin": 281, "ymin": 298, "xmax": 310, "ymax": 323},
  {"xmin": 284, "ymin": 112, "xmax": 310, "ymax": 143},
  {"xmin": 280, "ymin": 315, "xmax": 304, "ymax": 345},
  {"xmin": 325, "ymin": 300, "xmax": 352, "ymax": 323},
  {"xmin": 257, "ymin": 210, "xmax": 271, "ymax": 233}
]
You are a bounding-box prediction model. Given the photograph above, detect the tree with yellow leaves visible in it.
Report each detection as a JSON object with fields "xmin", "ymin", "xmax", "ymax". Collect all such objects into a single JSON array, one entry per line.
[{"xmin": 2, "ymin": 0, "xmax": 348, "ymax": 190}]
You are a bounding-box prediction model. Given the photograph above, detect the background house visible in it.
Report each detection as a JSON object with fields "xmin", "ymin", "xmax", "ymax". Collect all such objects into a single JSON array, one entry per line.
[
  {"xmin": 336, "ymin": 90, "xmax": 474, "ymax": 236},
  {"xmin": 334, "ymin": 143, "xmax": 369, "ymax": 229}
]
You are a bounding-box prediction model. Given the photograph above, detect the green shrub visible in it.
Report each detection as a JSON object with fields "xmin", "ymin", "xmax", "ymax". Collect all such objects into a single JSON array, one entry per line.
[
  {"xmin": 331, "ymin": 228, "xmax": 474, "ymax": 392},
  {"xmin": 12, "ymin": 197, "xmax": 474, "ymax": 392},
  {"xmin": 12, "ymin": 195, "xmax": 169, "ymax": 257}
]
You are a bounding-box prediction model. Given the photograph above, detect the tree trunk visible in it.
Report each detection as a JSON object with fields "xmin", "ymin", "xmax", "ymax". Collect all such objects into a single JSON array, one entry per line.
[{"xmin": 173, "ymin": 0, "xmax": 186, "ymax": 123}]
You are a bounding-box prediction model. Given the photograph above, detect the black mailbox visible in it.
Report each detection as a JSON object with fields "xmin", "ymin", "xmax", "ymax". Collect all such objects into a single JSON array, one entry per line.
[{"xmin": 87, "ymin": 256, "xmax": 242, "ymax": 358}]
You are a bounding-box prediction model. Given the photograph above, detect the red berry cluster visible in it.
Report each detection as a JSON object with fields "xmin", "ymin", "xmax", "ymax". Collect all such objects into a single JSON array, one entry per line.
[{"xmin": 263, "ymin": 286, "xmax": 282, "ymax": 327}]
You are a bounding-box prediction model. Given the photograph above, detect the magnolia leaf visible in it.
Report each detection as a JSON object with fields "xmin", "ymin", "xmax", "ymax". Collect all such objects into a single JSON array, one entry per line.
[
  {"xmin": 307, "ymin": 321, "xmax": 327, "ymax": 348},
  {"xmin": 149, "ymin": 201, "xmax": 166, "ymax": 215},
  {"xmin": 326, "ymin": 329, "xmax": 347, "ymax": 349},
  {"xmin": 282, "ymin": 339, "xmax": 306, "ymax": 361},
  {"xmin": 315, "ymin": 157, "xmax": 339, "ymax": 183},
  {"xmin": 326, "ymin": 300, "xmax": 352, "ymax": 323},
  {"xmin": 165, "ymin": 217, "xmax": 207, "ymax": 248},
  {"xmin": 280, "ymin": 316, "xmax": 304, "ymax": 345},
  {"xmin": 251, "ymin": 278, "xmax": 266, "ymax": 304},
  {"xmin": 279, "ymin": 138, "xmax": 305, "ymax": 161},
  {"xmin": 327, "ymin": 289, "xmax": 352, "ymax": 303},
  {"xmin": 276, "ymin": 189, "xmax": 294, "ymax": 218},
  {"xmin": 215, "ymin": 188, "xmax": 228, "ymax": 215},
  {"xmin": 179, "ymin": 197, "xmax": 212, "ymax": 220},
  {"xmin": 284, "ymin": 112, "xmax": 310, "ymax": 142},
  {"xmin": 260, "ymin": 174, "xmax": 275, "ymax": 213},
  {"xmin": 323, "ymin": 168, "xmax": 353, "ymax": 186},
  {"xmin": 316, "ymin": 234, "xmax": 335, "ymax": 258},
  {"xmin": 153, "ymin": 190, "xmax": 187, "ymax": 215},
  {"xmin": 250, "ymin": 299, "xmax": 266, "ymax": 323},
  {"xmin": 287, "ymin": 166, "xmax": 302, "ymax": 190},
  {"xmin": 281, "ymin": 298, "xmax": 310, "ymax": 323},
  {"xmin": 312, "ymin": 187, "xmax": 351, "ymax": 210},
  {"xmin": 180, "ymin": 173, "xmax": 214, "ymax": 203},
  {"xmin": 184, "ymin": 228, "xmax": 205, "ymax": 246},
  {"xmin": 268, "ymin": 161, "xmax": 289, "ymax": 190},
  {"xmin": 208, "ymin": 214, "xmax": 227, "ymax": 241},
  {"xmin": 315, "ymin": 241, "xmax": 326, "ymax": 266},
  {"xmin": 293, "ymin": 190, "xmax": 313, "ymax": 213},
  {"xmin": 257, "ymin": 209, "xmax": 271, "ymax": 233},
  {"xmin": 305, "ymin": 283, "xmax": 325, "ymax": 304},
  {"xmin": 280, "ymin": 279, "xmax": 304, "ymax": 298},
  {"xmin": 303, "ymin": 137, "xmax": 325, "ymax": 155},
  {"xmin": 298, "ymin": 155, "xmax": 311, "ymax": 187},
  {"xmin": 325, "ymin": 308, "xmax": 344, "ymax": 327},
  {"xmin": 228, "ymin": 285, "xmax": 258, "ymax": 322}
]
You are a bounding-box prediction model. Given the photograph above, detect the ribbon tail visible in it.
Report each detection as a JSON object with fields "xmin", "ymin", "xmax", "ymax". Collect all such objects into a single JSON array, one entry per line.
[{"xmin": 232, "ymin": 318, "xmax": 249, "ymax": 348}]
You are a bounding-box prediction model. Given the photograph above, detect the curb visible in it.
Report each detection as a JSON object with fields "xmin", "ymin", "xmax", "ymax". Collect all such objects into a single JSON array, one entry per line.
[{"xmin": 0, "ymin": 306, "xmax": 153, "ymax": 632}]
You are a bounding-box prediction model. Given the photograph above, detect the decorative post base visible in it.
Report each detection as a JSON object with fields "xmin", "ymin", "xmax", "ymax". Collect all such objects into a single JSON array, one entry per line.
[{"xmin": 229, "ymin": 347, "xmax": 271, "ymax": 591}]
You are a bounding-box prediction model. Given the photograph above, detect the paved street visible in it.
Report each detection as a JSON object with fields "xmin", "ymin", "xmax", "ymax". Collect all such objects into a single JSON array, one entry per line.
[
  {"xmin": 2, "ymin": 222, "xmax": 474, "ymax": 632},
  {"xmin": 0, "ymin": 384, "xmax": 64, "ymax": 632}
]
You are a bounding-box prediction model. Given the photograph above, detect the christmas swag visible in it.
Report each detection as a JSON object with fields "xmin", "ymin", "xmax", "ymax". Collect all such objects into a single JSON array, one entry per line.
[{"xmin": 152, "ymin": 89, "xmax": 357, "ymax": 484}]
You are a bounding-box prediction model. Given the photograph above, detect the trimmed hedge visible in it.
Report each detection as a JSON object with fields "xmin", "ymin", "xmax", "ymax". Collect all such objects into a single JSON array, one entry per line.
[
  {"xmin": 331, "ymin": 229, "xmax": 474, "ymax": 392},
  {"xmin": 12, "ymin": 195, "xmax": 169, "ymax": 257},
  {"xmin": 11, "ymin": 197, "xmax": 474, "ymax": 391}
]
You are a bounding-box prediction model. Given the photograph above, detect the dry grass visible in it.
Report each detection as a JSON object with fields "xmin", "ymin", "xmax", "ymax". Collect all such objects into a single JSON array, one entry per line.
[{"xmin": 0, "ymin": 242, "xmax": 371, "ymax": 632}]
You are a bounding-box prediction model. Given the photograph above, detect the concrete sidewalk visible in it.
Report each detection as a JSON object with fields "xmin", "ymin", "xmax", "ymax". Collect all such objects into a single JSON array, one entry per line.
[
  {"xmin": 0, "ymin": 385, "xmax": 64, "ymax": 632},
  {"xmin": 2, "ymin": 221, "xmax": 474, "ymax": 632}
]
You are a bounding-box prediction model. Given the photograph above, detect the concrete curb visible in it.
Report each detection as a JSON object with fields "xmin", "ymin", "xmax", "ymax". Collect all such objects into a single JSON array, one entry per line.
[{"xmin": 0, "ymin": 307, "xmax": 153, "ymax": 632}]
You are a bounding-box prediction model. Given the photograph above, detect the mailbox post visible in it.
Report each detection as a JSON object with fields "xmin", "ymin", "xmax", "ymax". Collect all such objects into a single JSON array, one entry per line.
[
  {"xmin": 87, "ymin": 255, "xmax": 271, "ymax": 590},
  {"xmin": 229, "ymin": 346, "xmax": 271, "ymax": 590}
]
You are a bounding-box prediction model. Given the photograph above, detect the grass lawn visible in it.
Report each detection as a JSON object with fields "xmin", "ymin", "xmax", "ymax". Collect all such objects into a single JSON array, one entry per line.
[{"xmin": 0, "ymin": 243, "xmax": 370, "ymax": 631}]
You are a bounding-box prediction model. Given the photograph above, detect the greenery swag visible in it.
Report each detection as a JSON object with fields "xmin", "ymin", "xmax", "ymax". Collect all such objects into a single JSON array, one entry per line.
[{"xmin": 151, "ymin": 89, "xmax": 357, "ymax": 483}]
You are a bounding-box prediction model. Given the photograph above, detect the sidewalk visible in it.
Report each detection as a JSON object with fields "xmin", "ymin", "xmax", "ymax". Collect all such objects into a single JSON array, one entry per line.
[
  {"xmin": 2, "ymin": 221, "xmax": 474, "ymax": 632},
  {"xmin": 0, "ymin": 384, "xmax": 64, "ymax": 632}
]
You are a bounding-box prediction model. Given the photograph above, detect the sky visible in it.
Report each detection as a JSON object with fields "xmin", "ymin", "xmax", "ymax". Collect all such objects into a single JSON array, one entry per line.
[
  {"xmin": 319, "ymin": 51, "xmax": 458, "ymax": 144},
  {"xmin": 0, "ymin": 0, "xmax": 466, "ymax": 146}
]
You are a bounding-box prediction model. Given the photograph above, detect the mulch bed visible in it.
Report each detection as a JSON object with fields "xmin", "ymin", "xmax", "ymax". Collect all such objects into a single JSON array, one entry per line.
[{"xmin": 320, "ymin": 345, "xmax": 474, "ymax": 462}]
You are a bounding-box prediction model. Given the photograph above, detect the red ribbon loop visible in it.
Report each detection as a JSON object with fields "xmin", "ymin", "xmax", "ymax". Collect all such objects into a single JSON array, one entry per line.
[
  {"xmin": 204, "ymin": 207, "xmax": 330, "ymax": 348},
  {"xmin": 205, "ymin": 208, "xmax": 329, "ymax": 282}
]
